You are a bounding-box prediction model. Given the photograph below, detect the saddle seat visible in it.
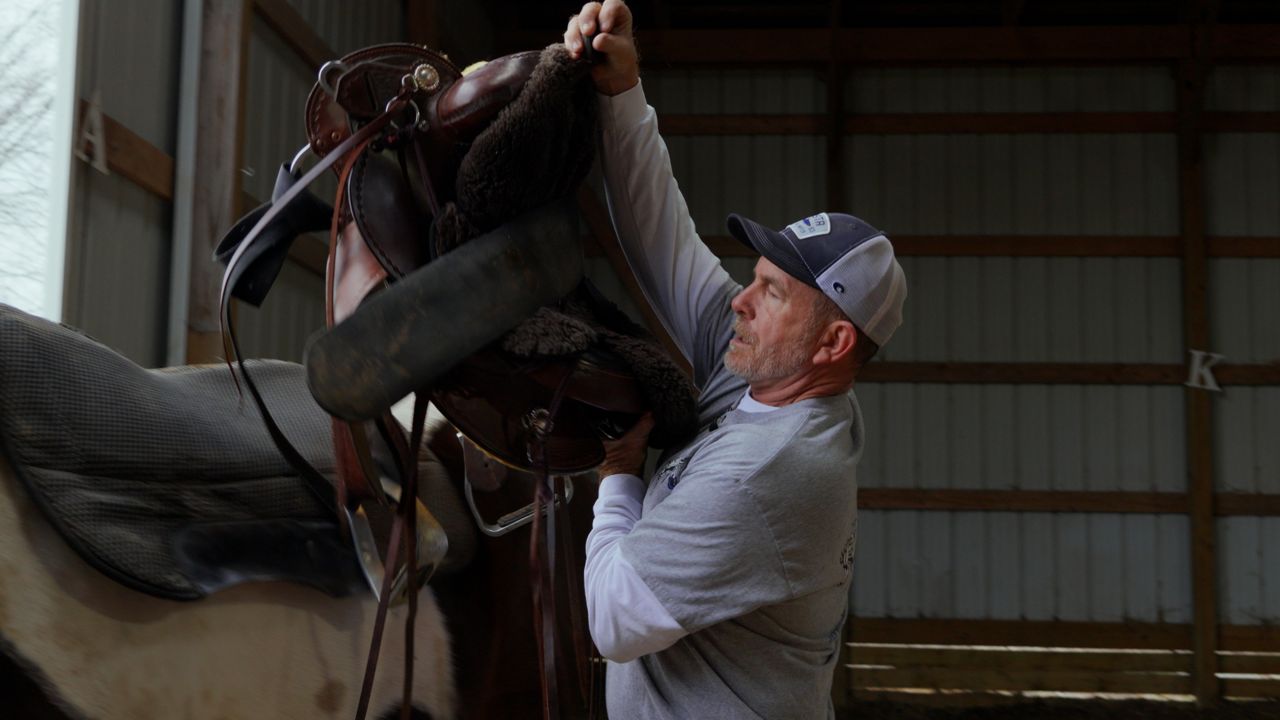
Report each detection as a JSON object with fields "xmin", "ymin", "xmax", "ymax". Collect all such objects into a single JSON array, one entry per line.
[{"xmin": 0, "ymin": 305, "xmax": 473, "ymax": 601}]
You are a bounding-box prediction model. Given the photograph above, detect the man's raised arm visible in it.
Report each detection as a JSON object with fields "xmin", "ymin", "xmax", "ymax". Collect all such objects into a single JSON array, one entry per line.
[{"xmin": 567, "ymin": 1, "xmax": 737, "ymax": 385}]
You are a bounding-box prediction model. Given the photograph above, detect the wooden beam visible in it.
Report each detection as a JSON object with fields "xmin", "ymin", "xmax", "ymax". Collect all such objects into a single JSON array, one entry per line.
[
  {"xmin": 1179, "ymin": 7, "xmax": 1220, "ymax": 703},
  {"xmin": 851, "ymin": 667, "xmax": 1191, "ymax": 695},
  {"xmin": 86, "ymin": 103, "xmax": 175, "ymax": 200},
  {"xmin": 1222, "ymin": 678, "xmax": 1280, "ymax": 699},
  {"xmin": 1203, "ymin": 112, "xmax": 1280, "ymax": 132},
  {"xmin": 859, "ymin": 361, "xmax": 1280, "ymax": 385},
  {"xmin": 888, "ymin": 235, "xmax": 1182, "ymax": 257},
  {"xmin": 405, "ymin": 0, "xmax": 443, "ymax": 49},
  {"xmin": 576, "ymin": 188, "xmax": 692, "ymax": 378},
  {"xmin": 252, "ymin": 0, "xmax": 334, "ymax": 69},
  {"xmin": 1216, "ymin": 492, "xmax": 1280, "ymax": 516},
  {"xmin": 1221, "ymin": 624, "xmax": 1280, "ymax": 652},
  {"xmin": 186, "ymin": 0, "xmax": 251, "ymax": 364},
  {"xmin": 589, "ymin": 234, "xmax": 1280, "ymax": 258},
  {"xmin": 850, "ymin": 619, "xmax": 1280, "ymax": 653},
  {"xmin": 656, "ymin": 111, "xmax": 1280, "ymax": 136},
  {"xmin": 847, "ymin": 112, "xmax": 1178, "ymax": 134},
  {"xmin": 1211, "ymin": 236, "xmax": 1280, "ymax": 256},
  {"xmin": 502, "ymin": 25, "xmax": 1280, "ymax": 65},
  {"xmin": 858, "ymin": 488, "xmax": 1280, "ymax": 516},
  {"xmin": 1219, "ymin": 653, "xmax": 1280, "ymax": 674},
  {"xmin": 849, "ymin": 618, "xmax": 1193, "ymax": 650},
  {"xmin": 850, "ymin": 645, "xmax": 1192, "ymax": 673},
  {"xmin": 658, "ymin": 114, "xmax": 827, "ymax": 135},
  {"xmin": 859, "ymin": 488, "xmax": 1186, "ymax": 514}
]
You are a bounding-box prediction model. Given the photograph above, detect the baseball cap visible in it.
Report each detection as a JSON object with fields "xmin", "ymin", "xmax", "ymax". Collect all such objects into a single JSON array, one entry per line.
[{"xmin": 726, "ymin": 211, "xmax": 907, "ymax": 347}]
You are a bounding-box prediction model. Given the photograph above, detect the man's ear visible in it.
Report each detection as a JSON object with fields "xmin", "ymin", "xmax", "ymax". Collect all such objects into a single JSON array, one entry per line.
[{"xmin": 812, "ymin": 320, "xmax": 857, "ymax": 366}]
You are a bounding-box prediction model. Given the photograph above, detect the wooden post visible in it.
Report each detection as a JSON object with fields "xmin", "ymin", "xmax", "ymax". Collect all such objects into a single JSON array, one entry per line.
[
  {"xmin": 1177, "ymin": 3, "xmax": 1220, "ymax": 705},
  {"xmin": 185, "ymin": 0, "xmax": 250, "ymax": 363},
  {"xmin": 405, "ymin": 0, "xmax": 442, "ymax": 50},
  {"xmin": 826, "ymin": 4, "xmax": 857, "ymax": 711}
]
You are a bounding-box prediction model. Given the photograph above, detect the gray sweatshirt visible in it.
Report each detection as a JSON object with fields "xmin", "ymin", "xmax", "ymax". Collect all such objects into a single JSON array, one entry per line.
[{"xmin": 587, "ymin": 80, "xmax": 864, "ymax": 720}]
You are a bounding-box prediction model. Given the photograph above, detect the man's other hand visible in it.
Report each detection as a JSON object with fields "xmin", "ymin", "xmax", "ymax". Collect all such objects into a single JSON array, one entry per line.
[
  {"xmin": 564, "ymin": 0, "xmax": 639, "ymax": 96},
  {"xmin": 599, "ymin": 412, "xmax": 654, "ymax": 478}
]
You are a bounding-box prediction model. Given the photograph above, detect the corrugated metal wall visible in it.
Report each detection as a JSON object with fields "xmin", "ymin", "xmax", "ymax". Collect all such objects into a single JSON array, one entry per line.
[
  {"xmin": 62, "ymin": 0, "xmax": 405, "ymax": 366},
  {"xmin": 235, "ymin": 0, "xmax": 406, "ymax": 360},
  {"xmin": 63, "ymin": 0, "xmax": 182, "ymax": 366},
  {"xmin": 588, "ymin": 64, "xmax": 1278, "ymax": 627},
  {"xmin": 1205, "ymin": 66, "xmax": 1280, "ymax": 627}
]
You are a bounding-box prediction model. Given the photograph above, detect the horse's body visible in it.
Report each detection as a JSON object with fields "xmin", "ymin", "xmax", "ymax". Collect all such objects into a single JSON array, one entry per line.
[{"xmin": 0, "ymin": 454, "xmax": 455, "ymax": 720}]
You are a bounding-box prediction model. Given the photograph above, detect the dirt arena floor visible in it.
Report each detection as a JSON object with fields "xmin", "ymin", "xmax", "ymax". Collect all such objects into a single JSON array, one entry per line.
[{"xmin": 844, "ymin": 698, "xmax": 1280, "ymax": 719}]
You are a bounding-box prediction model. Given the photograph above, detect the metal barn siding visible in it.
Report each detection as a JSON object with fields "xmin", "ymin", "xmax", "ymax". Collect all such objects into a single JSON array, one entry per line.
[
  {"xmin": 235, "ymin": 262, "xmax": 325, "ymax": 360},
  {"xmin": 615, "ymin": 64, "xmax": 1201, "ymax": 625},
  {"xmin": 583, "ymin": 68, "xmax": 829, "ymax": 334},
  {"xmin": 1205, "ymin": 65, "xmax": 1280, "ymax": 626},
  {"xmin": 288, "ymin": 0, "xmax": 404, "ymax": 56},
  {"xmin": 235, "ymin": 1, "xmax": 407, "ymax": 361},
  {"xmin": 646, "ymin": 68, "xmax": 827, "ymax": 286},
  {"xmin": 63, "ymin": 0, "xmax": 183, "ymax": 366},
  {"xmin": 848, "ymin": 66, "xmax": 1190, "ymax": 624}
]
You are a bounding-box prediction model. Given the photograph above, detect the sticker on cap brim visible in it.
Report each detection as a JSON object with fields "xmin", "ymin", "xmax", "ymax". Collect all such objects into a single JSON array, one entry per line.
[{"xmin": 787, "ymin": 213, "xmax": 831, "ymax": 240}]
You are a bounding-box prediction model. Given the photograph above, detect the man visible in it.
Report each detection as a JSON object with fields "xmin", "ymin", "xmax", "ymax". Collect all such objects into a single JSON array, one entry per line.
[{"xmin": 564, "ymin": 2, "xmax": 906, "ymax": 717}]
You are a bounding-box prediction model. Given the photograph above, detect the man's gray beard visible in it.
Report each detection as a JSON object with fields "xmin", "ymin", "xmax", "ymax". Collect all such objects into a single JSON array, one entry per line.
[{"xmin": 724, "ymin": 338, "xmax": 812, "ymax": 383}]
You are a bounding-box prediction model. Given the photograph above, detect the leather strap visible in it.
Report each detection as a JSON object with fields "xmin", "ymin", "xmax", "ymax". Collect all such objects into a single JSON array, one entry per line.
[
  {"xmin": 527, "ymin": 361, "xmax": 582, "ymax": 720},
  {"xmin": 353, "ymin": 512, "xmax": 403, "ymax": 720},
  {"xmin": 216, "ymin": 98, "xmax": 411, "ymax": 518}
]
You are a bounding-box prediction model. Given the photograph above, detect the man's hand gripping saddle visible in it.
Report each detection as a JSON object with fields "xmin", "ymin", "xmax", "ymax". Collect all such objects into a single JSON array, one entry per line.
[{"xmin": 216, "ymin": 42, "xmax": 696, "ymax": 720}]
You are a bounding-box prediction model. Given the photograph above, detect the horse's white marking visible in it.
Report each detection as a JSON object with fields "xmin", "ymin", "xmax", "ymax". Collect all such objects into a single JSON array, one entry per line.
[{"xmin": 0, "ymin": 456, "xmax": 455, "ymax": 719}]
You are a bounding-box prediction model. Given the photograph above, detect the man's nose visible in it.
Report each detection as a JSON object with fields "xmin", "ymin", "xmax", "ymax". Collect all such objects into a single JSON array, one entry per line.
[{"xmin": 730, "ymin": 287, "xmax": 753, "ymax": 317}]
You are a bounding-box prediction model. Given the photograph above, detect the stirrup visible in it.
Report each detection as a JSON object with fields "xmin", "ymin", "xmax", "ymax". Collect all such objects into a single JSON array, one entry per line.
[
  {"xmin": 346, "ymin": 477, "xmax": 448, "ymax": 603},
  {"xmin": 464, "ymin": 475, "xmax": 574, "ymax": 538}
]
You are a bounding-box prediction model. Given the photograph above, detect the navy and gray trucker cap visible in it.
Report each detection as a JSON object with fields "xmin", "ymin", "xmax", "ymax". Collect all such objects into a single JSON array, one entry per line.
[{"xmin": 727, "ymin": 212, "xmax": 907, "ymax": 347}]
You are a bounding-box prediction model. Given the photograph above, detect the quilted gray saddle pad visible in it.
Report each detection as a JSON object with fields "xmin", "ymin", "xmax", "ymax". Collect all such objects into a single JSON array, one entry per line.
[{"xmin": 0, "ymin": 304, "xmax": 380, "ymax": 600}]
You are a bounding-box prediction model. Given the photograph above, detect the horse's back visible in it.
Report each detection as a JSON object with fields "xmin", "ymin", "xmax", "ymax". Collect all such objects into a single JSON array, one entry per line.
[{"xmin": 0, "ymin": 455, "xmax": 456, "ymax": 720}]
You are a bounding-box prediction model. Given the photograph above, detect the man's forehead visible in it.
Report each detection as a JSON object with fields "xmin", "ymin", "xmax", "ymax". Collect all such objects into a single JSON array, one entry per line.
[{"xmin": 754, "ymin": 256, "xmax": 801, "ymax": 288}]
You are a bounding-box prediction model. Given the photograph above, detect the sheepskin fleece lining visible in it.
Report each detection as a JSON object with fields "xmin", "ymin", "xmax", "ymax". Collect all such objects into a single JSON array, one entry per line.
[{"xmin": 442, "ymin": 44, "xmax": 698, "ymax": 448}]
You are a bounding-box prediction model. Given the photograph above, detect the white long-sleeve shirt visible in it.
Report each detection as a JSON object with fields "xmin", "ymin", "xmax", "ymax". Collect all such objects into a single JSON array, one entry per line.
[
  {"xmin": 583, "ymin": 79, "xmax": 863, "ymax": 720},
  {"xmin": 585, "ymin": 393, "xmax": 779, "ymax": 662}
]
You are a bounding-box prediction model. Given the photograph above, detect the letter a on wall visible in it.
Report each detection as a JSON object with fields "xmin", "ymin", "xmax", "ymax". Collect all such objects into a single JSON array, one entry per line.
[
  {"xmin": 74, "ymin": 89, "xmax": 109, "ymax": 175},
  {"xmin": 1185, "ymin": 350, "xmax": 1225, "ymax": 392}
]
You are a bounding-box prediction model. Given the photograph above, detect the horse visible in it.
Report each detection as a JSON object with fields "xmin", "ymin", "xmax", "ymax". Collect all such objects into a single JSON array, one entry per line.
[{"xmin": 0, "ymin": 450, "xmax": 456, "ymax": 720}]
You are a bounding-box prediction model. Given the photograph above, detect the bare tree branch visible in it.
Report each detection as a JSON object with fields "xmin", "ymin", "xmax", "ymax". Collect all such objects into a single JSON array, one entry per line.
[{"xmin": 0, "ymin": 1, "xmax": 58, "ymax": 311}]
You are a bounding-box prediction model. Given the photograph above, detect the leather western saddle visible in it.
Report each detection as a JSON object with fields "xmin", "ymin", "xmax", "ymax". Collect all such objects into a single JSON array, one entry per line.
[{"xmin": 217, "ymin": 41, "xmax": 687, "ymax": 720}]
